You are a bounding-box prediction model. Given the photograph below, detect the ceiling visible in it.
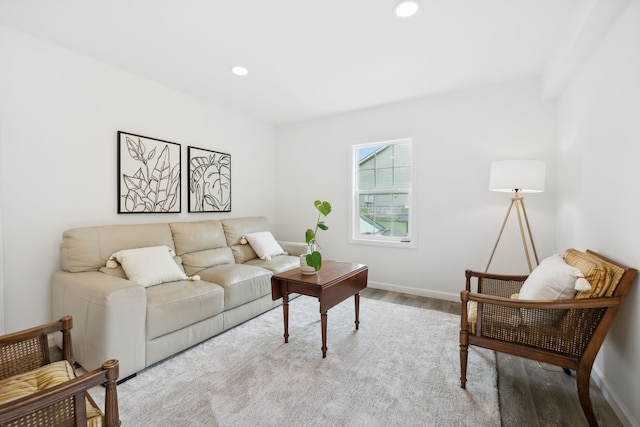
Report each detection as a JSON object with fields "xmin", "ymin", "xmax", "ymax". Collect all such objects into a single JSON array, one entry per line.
[{"xmin": 0, "ymin": 0, "xmax": 582, "ymax": 125}]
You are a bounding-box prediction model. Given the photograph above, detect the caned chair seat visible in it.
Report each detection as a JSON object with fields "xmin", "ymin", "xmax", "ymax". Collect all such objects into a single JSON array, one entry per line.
[
  {"xmin": 0, "ymin": 360, "xmax": 103, "ymax": 427},
  {"xmin": 0, "ymin": 316, "xmax": 120, "ymax": 427}
]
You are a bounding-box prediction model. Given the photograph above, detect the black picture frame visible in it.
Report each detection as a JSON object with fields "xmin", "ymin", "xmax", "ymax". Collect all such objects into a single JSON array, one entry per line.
[
  {"xmin": 117, "ymin": 131, "xmax": 181, "ymax": 213},
  {"xmin": 188, "ymin": 146, "xmax": 231, "ymax": 212}
]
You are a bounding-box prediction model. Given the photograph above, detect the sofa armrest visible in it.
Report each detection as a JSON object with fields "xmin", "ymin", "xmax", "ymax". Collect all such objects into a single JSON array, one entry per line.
[
  {"xmin": 278, "ymin": 241, "xmax": 308, "ymax": 257},
  {"xmin": 52, "ymin": 271, "xmax": 146, "ymax": 379}
]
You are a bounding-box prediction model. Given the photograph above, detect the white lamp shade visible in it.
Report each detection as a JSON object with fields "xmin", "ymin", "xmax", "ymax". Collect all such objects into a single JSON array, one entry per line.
[{"xmin": 489, "ymin": 160, "xmax": 546, "ymax": 193}]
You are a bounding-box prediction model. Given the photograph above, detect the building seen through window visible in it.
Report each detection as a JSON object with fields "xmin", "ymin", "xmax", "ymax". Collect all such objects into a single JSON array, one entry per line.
[{"xmin": 352, "ymin": 139, "xmax": 414, "ymax": 245}]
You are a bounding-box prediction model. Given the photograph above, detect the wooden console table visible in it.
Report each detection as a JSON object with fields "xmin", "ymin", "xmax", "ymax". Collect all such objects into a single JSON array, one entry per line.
[{"xmin": 271, "ymin": 260, "xmax": 368, "ymax": 357}]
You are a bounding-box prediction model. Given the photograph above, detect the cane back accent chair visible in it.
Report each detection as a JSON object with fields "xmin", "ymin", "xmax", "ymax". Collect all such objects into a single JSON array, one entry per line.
[
  {"xmin": 0, "ymin": 316, "xmax": 120, "ymax": 427},
  {"xmin": 460, "ymin": 250, "xmax": 637, "ymax": 427}
]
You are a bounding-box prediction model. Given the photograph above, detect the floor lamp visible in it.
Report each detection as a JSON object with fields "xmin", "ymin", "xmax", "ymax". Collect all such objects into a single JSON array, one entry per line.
[{"xmin": 485, "ymin": 160, "xmax": 546, "ymax": 273}]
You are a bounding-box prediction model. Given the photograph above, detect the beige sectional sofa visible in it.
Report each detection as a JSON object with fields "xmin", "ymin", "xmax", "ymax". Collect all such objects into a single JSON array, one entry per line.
[{"xmin": 52, "ymin": 216, "xmax": 305, "ymax": 379}]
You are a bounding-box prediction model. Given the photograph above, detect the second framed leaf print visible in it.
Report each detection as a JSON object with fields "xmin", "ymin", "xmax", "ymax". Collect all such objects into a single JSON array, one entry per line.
[{"xmin": 188, "ymin": 146, "xmax": 231, "ymax": 212}]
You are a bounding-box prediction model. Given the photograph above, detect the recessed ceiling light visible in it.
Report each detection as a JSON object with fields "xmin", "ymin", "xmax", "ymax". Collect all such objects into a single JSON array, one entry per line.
[
  {"xmin": 393, "ymin": 0, "xmax": 419, "ymax": 18},
  {"xmin": 231, "ymin": 66, "xmax": 248, "ymax": 76}
]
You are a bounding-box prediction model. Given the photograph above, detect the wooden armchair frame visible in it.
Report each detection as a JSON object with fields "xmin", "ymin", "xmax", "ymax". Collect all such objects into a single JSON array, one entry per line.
[
  {"xmin": 0, "ymin": 316, "xmax": 120, "ymax": 427},
  {"xmin": 460, "ymin": 250, "xmax": 637, "ymax": 427}
]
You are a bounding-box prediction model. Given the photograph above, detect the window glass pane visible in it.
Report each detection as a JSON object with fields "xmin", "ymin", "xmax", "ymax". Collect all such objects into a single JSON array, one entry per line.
[
  {"xmin": 393, "ymin": 166, "xmax": 412, "ymax": 188},
  {"xmin": 353, "ymin": 139, "xmax": 413, "ymax": 245},
  {"xmin": 358, "ymin": 146, "xmax": 380, "ymax": 170},
  {"xmin": 375, "ymin": 168, "xmax": 393, "ymax": 190},
  {"xmin": 358, "ymin": 193, "xmax": 409, "ymax": 237},
  {"xmin": 393, "ymin": 143, "xmax": 412, "ymax": 167},
  {"xmin": 375, "ymin": 146, "xmax": 393, "ymax": 168},
  {"xmin": 359, "ymin": 194, "xmax": 388, "ymax": 235},
  {"xmin": 358, "ymin": 169, "xmax": 375, "ymax": 190}
]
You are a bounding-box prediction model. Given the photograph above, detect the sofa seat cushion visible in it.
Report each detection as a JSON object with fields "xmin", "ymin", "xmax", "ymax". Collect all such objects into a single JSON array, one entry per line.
[
  {"xmin": 197, "ymin": 264, "xmax": 272, "ymax": 310},
  {"xmin": 146, "ymin": 279, "xmax": 225, "ymax": 340},
  {"xmin": 180, "ymin": 247, "xmax": 235, "ymax": 276},
  {"xmin": 0, "ymin": 360, "xmax": 103, "ymax": 426},
  {"xmin": 244, "ymin": 254, "xmax": 300, "ymax": 273}
]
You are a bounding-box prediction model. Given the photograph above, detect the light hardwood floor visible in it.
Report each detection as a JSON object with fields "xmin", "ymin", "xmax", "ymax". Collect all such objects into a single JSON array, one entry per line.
[{"xmin": 360, "ymin": 288, "xmax": 622, "ymax": 427}]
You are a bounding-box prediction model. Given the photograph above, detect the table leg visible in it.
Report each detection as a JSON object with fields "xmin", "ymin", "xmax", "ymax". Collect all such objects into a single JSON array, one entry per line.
[
  {"xmin": 354, "ymin": 293, "xmax": 360, "ymax": 330},
  {"xmin": 321, "ymin": 311, "xmax": 327, "ymax": 358},
  {"xmin": 282, "ymin": 294, "xmax": 289, "ymax": 343}
]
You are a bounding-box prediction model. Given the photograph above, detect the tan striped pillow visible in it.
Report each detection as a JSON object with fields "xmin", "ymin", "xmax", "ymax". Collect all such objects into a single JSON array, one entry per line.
[
  {"xmin": 601, "ymin": 260, "xmax": 625, "ymax": 296},
  {"xmin": 564, "ymin": 249, "xmax": 610, "ymax": 298},
  {"xmin": 575, "ymin": 250, "xmax": 624, "ymax": 296}
]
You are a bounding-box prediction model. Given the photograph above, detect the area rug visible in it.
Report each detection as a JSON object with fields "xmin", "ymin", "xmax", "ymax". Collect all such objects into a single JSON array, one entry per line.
[{"xmin": 91, "ymin": 296, "xmax": 499, "ymax": 426}]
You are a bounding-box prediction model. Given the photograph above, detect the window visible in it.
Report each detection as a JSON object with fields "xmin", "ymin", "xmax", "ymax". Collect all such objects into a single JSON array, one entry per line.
[{"xmin": 350, "ymin": 138, "xmax": 416, "ymax": 247}]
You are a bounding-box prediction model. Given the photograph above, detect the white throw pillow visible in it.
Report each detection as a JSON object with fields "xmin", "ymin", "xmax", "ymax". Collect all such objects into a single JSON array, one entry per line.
[
  {"xmin": 519, "ymin": 254, "xmax": 583, "ymax": 300},
  {"xmin": 243, "ymin": 231, "xmax": 285, "ymax": 260},
  {"xmin": 109, "ymin": 246, "xmax": 187, "ymax": 287}
]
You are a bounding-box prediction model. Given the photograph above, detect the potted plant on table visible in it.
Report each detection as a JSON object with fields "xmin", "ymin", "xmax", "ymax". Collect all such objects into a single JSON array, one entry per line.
[{"xmin": 300, "ymin": 200, "xmax": 332, "ymax": 275}]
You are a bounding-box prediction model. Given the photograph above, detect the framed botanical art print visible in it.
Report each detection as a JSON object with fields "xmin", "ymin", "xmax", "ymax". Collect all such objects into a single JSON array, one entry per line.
[
  {"xmin": 117, "ymin": 131, "xmax": 181, "ymax": 213},
  {"xmin": 188, "ymin": 146, "xmax": 231, "ymax": 212}
]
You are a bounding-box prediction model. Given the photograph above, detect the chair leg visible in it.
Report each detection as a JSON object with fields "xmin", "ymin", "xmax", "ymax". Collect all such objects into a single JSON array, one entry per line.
[
  {"xmin": 576, "ymin": 366, "xmax": 598, "ymax": 427},
  {"xmin": 459, "ymin": 331, "xmax": 468, "ymax": 389},
  {"xmin": 103, "ymin": 360, "xmax": 121, "ymax": 427}
]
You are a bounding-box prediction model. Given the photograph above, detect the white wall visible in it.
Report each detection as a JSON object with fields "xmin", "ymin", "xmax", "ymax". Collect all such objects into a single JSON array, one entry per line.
[
  {"xmin": 556, "ymin": 1, "xmax": 640, "ymax": 425},
  {"xmin": 2, "ymin": 5, "xmax": 638, "ymax": 423},
  {"xmin": 275, "ymin": 78, "xmax": 558, "ymax": 300},
  {"xmin": 0, "ymin": 25, "xmax": 277, "ymax": 333}
]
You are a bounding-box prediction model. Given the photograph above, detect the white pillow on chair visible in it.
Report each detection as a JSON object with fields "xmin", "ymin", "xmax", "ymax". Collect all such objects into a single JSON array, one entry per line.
[{"xmin": 519, "ymin": 254, "xmax": 585, "ymax": 300}]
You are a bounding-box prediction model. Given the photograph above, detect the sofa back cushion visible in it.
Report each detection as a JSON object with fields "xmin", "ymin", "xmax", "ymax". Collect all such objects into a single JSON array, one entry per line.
[
  {"xmin": 170, "ymin": 220, "xmax": 234, "ymax": 274},
  {"xmin": 60, "ymin": 223, "xmax": 175, "ymax": 273},
  {"xmin": 169, "ymin": 220, "xmax": 227, "ymax": 254},
  {"xmin": 221, "ymin": 217, "xmax": 273, "ymax": 264}
]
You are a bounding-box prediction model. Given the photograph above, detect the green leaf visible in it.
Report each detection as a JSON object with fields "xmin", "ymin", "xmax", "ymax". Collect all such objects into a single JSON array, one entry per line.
[
  {"xmin": 317, "ymin": 221, "xmax": 328, "ymax": 231},
  {"xmin": 305, "ymin": 229, "xmax": 315, "ymax": 245},
  {"xmin": 314, "ymin": 200, "xmax": 332, "ymax": 217},
  {"xmin": 306, "ymin": 251, "xmax": 322, "ymax": 271}
]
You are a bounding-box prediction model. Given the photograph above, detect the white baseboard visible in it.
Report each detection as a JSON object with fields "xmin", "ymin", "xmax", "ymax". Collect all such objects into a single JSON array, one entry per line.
[
  {"xmin": 366, "ymin": 280, "xmax": 460, "ymax": 303},
  {"xmin": 592, "ymin": 365, "xmax": 639, "ymax": 427}
]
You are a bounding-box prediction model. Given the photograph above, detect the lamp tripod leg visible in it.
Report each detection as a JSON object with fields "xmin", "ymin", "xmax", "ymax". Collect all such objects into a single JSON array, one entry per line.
[
  {"xmin": 485, "ymin": 199, "xmax": 515, "ymax": 272},
  {"xmin": 518, "ymin": 198, "xmax": 539, "ymax": 266},
  {"xmin": 514, "ymin": 199, "xmax": 533, "ymax": 272}
]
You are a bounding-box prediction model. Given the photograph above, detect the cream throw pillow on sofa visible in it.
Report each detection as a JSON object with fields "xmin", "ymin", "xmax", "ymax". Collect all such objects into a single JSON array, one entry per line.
[
  {"xmin": 243, "ymin": 231, "xmax": 285, "ymax": 260},
  {"xmin": 109, "ymin": 246, "xmax": 187, "ymax": 287}
]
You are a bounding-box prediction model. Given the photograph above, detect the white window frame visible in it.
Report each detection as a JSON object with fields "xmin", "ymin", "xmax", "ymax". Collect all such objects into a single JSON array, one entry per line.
[{"xmin": 349, "ymin": 138, "xmax": 417, "ymax": 249}]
